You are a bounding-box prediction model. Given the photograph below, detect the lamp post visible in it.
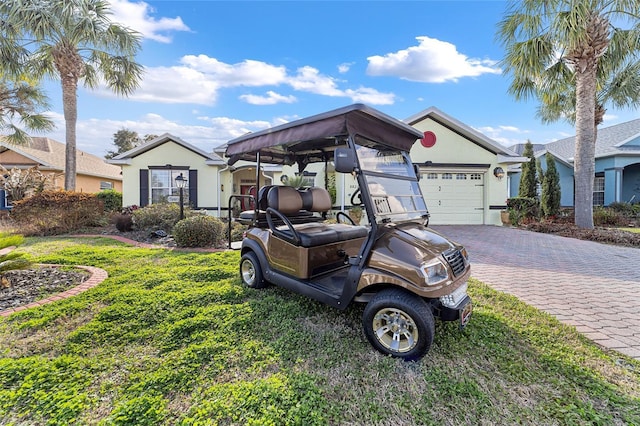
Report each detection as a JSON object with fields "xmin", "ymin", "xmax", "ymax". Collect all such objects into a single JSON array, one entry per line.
[{"xmin": 175, "ymin": 173, "xmax": 187, "ymax": 220}]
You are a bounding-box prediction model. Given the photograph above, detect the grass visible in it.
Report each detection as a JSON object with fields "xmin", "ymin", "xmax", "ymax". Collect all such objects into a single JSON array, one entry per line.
[
  {"xmin": 0, "ymin": 236, "xmax": 638, "ymax": 425},
  {"xmin": 619, "ymin": 227, "xmax": 640, "ymax": 234}
]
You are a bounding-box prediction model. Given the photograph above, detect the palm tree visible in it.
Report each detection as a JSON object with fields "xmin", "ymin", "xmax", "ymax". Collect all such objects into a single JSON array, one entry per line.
[
  {"xmin": 0, "ymin": 0, "xmax": 143, "ymax": 190},
  {"xmin": 0, "ymin": 79, "xmax": 55, "ymax": 145},
  {"xmin": 497, "ymin": 0, "xmax": 640, "ymax": 229}
]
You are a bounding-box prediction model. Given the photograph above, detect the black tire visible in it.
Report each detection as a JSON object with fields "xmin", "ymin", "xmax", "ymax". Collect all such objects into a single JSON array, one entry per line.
[
  {"xmin": 362, "ymin": 288, "xmax": 435, "ymax": 361},
  {"xmin": 240, "ymin": 252, "xmax": 267, "ymax": 289}
]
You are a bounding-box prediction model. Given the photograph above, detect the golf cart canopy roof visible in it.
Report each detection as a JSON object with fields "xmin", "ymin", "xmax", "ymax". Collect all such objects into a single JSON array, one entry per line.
[{"xmin": 225, "ymin": 104, "xmax": 423, "ymax": 166}]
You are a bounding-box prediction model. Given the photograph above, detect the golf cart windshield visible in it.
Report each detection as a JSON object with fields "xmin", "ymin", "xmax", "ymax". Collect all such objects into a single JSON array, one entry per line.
[{"xmin": 355, "ymin": 136, "xmax": 428, "ymax": 223}]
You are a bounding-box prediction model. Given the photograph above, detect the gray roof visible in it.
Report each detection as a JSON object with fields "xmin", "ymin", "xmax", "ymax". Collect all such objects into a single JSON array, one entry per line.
[{"xmin": 544, "ymin": 118, "xmax": 640, "ymax": 161}]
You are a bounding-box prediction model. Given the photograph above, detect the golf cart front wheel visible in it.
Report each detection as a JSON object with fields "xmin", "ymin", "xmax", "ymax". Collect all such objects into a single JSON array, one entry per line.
[{"xmin": 362, "ymin": 289, "xmax": 435, "ymax": 361}]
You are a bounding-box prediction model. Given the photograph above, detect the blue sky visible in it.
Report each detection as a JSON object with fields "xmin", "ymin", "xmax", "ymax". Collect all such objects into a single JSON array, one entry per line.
[{"xmin": 38, "ymin": 0, "xmax": 639, "ymax": 157}]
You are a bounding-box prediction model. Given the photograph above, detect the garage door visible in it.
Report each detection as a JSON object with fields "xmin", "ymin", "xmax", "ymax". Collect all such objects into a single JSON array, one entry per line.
[{"xmin": 420, "ymin": 171, "xmax": 484, "ymax": 225}]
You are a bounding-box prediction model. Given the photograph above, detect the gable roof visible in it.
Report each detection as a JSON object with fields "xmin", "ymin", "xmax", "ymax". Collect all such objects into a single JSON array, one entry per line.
[
  {"xmin": 0, "ymin": 137, "xmax": 122, "ymax": 180},
  {"xmin": 108, "ymin": 133, "xmax": 226, "ymax": 166},
  {"xmin": 405, "ymin": 106, "xmax": 526, "ymax": 164},
  {"xmin": 545, "ymin": 118, "xmax": 640, "ymax": 160}
]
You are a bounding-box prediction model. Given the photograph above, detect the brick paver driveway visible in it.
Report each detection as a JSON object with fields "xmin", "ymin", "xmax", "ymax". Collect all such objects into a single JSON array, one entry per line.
[{"xmin": 433, "ymin": 225, "xmax": 640, "ymax": 360}]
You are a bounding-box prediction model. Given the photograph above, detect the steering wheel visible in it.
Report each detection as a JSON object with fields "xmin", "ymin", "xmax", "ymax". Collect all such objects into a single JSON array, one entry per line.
[
  {"xmin": 350, "ymin": 189, "xmax": 362, "ymax": 206},
  {"xmin": 336, "ymin": 211, "xmax": 356, "ymax": 225}
]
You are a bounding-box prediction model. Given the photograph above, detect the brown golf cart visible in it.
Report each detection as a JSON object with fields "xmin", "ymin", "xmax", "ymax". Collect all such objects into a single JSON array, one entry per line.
[{"xmin": 225, "ymin": 104, "xmax": 471, "ymax": 360}]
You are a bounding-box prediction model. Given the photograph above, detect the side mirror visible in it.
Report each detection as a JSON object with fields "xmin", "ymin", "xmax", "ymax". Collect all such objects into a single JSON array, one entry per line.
[{"xmin": 334, "ymin": 148, "xmax": 357, "ymax": 173}]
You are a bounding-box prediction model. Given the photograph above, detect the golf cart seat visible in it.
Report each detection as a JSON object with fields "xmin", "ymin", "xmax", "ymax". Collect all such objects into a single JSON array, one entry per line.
[
  {"xmin": 266, "ymin": 186, "xmax": 368, "ymax": 247},
  {"xmin": 237, "ymin": 185, "xmax": 315, "ymax": 226}
]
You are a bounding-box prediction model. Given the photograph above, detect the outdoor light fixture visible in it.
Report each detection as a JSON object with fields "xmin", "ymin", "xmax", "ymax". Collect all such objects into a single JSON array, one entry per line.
[
  {"xmin": 175, "ymin": 173, "xmax": 188, "ymax": 220},
  {"xmin": 493, "ymin": 167, "xmax": 505, "ymax": 180}
]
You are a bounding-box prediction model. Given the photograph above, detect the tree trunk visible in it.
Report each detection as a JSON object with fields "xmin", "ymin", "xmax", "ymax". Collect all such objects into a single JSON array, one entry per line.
[
  {"xmin": 62, "ymin": 75, "xmax": 78, "ymax": 191},
  {"xmin": 574, "ymin": 69, "xmax": 596, "ymax": 229}
]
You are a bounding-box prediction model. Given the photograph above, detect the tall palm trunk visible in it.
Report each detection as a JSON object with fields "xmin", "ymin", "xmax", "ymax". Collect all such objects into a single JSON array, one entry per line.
[
  {"xmin": 574, "ymin": 69, "xmax": 597, "ymax": 229},
  {"xmin": 62, "ymin": 75, "xmax": 78, "ymax": 191}
]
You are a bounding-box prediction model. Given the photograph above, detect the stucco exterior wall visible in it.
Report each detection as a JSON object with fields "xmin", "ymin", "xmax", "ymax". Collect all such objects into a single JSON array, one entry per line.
[
  {"xmin": 409, "ymin": 119, "xmax": 509, "ymax": 225},
  {"xmin": 120, "ymin": 141, "xmax": 219, "ymax": 209}
]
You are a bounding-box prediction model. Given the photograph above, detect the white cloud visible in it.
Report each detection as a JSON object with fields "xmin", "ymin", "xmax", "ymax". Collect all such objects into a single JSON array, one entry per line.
[
  {"xmin": 239, "ymin": 91, "xmax": 297, "ymax": 105},
  {"xmin": 367, "ymin": 36, "xmax": 501, "ymax": 83},
  {"xmin": 338, "ymin": 62, "xmax": 354, "ymax": 73},
  {"xmin": 96, "ymin": 54, "xmax": 397, "ymax": 106},
  {"xmin": 180, "ymin": 55, "xmax": 288, "ymax": 86},
  {"xmin": 344, "ymin": 87, "xmax": 395, "ymax": 105},
  {"xmin": 109, "ymin": 0, "xmax": 191, "ymax": 43},
  {"xmin": 44, "ymin": 111, "xmax": 273, "ymax": 157}
]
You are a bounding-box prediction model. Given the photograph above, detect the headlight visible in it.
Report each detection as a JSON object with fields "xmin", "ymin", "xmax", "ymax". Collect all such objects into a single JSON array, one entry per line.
[
  {"xmin": 460, "ymin": 247, "xmax": 469, "ymax": 264},
  {"xmin": 420, "ymin": 259, "xmax": 449, "ymax": 286}
]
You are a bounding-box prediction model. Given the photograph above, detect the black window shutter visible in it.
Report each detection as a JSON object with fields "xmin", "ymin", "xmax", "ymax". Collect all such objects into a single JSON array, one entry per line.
[
  {"xmin": 139, "ymin": 169, "xmax": 149, "ymax": 207},
  {"xmin": 188, "ymin": 169, "xmax": 198, "ymax": 208}
]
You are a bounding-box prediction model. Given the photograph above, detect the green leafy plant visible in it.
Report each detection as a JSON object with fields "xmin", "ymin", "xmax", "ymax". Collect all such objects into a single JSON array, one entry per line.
[
  {"xmin": 173, "ymin": 215, "xmax": 224, "ymax": 247},
  {"xmin": 507, "ymin": 197, "xmax": 540, "ymax": 225},
  {"xmin": 96, "ymin": 189, "xmax": 122, "ymax": 213},
  {"xmin": 541, "ymin": 152, "xmax": 561, "ymax": 218},
  {"xmin": 0, "ymin": 232, "xmax": 31, "ymax": 275},
  {"xmin": 132, "ymin": 203, "xmax": 184, "ymax": 233}
]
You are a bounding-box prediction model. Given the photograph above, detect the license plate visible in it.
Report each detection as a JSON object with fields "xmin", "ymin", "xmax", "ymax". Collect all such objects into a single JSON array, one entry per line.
[{"xmin": 459, "ymin": 302, "xmax": 472, "ymax": 329}]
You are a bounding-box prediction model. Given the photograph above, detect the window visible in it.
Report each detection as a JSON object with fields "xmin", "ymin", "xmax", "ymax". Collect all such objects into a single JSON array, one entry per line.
[
  {"xmin": 296, "ymin": 172, "xmax": 316, "ymax": 187},
  {"xmin": 150, "ymin": 169, "xmax": 189, "ymax": 205},
  {"xmin": 426, "ymin": 173, "xmax": 438, "ymax": 180},
  {"xmin": 470, "ymin": 173, "xmax": 482, "ymax": 180},
  {"xmin": 442, "ymin": 173, "xmax": 453, "ymax": 180},
  {"xmin": 456, "ymin": 173, "xmax": 467, "ymax": 180},
  {"xmin": 593, "ymin": 175, "xmax": 605, "ymax": 206},
  {"xmin": 100, "ymin": 181, "xmax": 113, "ymax": 190}
]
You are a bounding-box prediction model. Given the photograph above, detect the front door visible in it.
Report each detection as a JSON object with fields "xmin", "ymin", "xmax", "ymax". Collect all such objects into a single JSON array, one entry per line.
[{"xmin": 240, "ymin": 185, "xmax": 257, "ymax": 210}]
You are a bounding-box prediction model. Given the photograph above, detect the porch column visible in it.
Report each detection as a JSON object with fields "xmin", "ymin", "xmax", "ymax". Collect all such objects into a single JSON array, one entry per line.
[{"xmin": 604, "ymin": 168, "xmax": 623, "ymax": 205}]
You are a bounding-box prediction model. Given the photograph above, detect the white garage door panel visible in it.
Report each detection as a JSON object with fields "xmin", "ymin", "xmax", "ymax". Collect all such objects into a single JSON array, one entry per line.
[{"xmin": 420, "ymin": 171, "xmax": 484, "ymax": 225}]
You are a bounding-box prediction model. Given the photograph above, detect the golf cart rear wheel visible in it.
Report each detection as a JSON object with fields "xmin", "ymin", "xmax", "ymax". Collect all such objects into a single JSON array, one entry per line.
[
  {"xmin": 240, "ymin": 252, "xmax": 267, "ymax": 289},
  {"xmin": 363, "ymin": 289, "xmax": 435, "ymax": 361}
]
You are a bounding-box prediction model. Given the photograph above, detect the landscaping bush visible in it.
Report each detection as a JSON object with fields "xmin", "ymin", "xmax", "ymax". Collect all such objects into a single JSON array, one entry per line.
[
  {"xmin": 506, "ymin": 197, "xmax": 539, "ymax": 225},
  {"xmin": 132, "ymin": 203, "xmax": 184, "ymax": 233},
  {"xmin": 10, "ymin": 190, "xmax": 104, "ymax": 236},
  {"xmin": 225, "ymin": 220, "xmax": 247, "ymax": 243},
  {"xmin": 173, "ymin": 215, "xmax": 225, "ymax": 248},
  {"xmin": 96, "ymin": 189, "xmax": 122, "ymax": 212},
  {"xmin": 112, "ymin": 213, "xmax": 134, "ymax": 232},
  {"xmin": 608, "ymin": 201, "xmax": 640, "ymax": 217},
  {"xmin": 593, "ymin": 206, "xmax": 626, "ymax": 226}
]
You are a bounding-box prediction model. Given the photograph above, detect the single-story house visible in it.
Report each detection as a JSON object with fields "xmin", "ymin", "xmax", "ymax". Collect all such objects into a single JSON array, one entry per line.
[
  {"xmin": 509, "ymin": 118, "xmax": 640, "ymax": 206},
  {"xmin": 108, "ymin": 107, "xmax": 526, "ymax": 226},
  {"xmin": 0, "ymin": 136, "xmax": 122, "ymax": 193}
]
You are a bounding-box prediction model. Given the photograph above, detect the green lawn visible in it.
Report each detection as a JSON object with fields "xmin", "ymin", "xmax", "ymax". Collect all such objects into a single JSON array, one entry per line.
[
  {"xmin": 1, "ymin": 237, "xmax": 638, "ymax": 425},
  {"xmin": 620, "ymin": 227, "xmax": 640, "ymax": 234}
]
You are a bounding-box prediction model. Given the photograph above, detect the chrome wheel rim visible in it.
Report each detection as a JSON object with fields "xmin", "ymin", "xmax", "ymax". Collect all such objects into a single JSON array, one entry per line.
[
  {"xmin": 372, "ymin": 307, "xmax": 418, "ymax": 353},
  {"xmin": 241, "ymin": 259, "xmax": 255, "ymax": 286}
]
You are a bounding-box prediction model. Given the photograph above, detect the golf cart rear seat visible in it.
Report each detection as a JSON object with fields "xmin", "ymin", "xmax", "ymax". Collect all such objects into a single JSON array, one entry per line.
[
  {"xmin": 237, "ymin": 185, "xmax": 315, "ymax": 226},
  {"xmin": 266, "ymin": 186, "xmax": 368, "ymax": 247}
]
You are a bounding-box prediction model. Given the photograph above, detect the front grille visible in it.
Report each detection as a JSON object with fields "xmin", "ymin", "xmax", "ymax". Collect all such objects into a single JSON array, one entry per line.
[{"xmin": 443, "ymin": 248, "xmax": 466, "ymax": 277}]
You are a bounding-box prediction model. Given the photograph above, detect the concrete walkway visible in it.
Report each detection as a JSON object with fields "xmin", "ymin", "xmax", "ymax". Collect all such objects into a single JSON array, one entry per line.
[{"xmin": 433, "ymin": 225, "xmax": 640, "ymax": 360}]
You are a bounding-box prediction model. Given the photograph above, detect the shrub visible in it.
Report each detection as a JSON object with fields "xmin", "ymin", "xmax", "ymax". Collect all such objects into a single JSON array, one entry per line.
[
  {"xmin": 225, "ymin": 220, "xmax": 247, "ymax": 243},
  {"xmin": 10, "ymin": 190, "xmax": 104, "ymax": 236},
  {"xmin": 541, "ymin": 152, "xmax": 561, "ymax": 218},
  {"xmin": 608, "ymin": 202, "xmax": 640, "ymax": 217},
  {"xmin": 112, "ymin": 213, "xmax": 134, "ymax": 232},
  {"xmin": 96, "ymin": 189, "xmax": 122, "ymax": 212},
  {"xmin": 173, "ymin": 215, "xmax": 225, "ymax": 248},
  {"xmin": 132, "ymin": 203, "xmax": 184, "ymax": 233},
  {"xmin": 507, "ymin": 197, "xmax": 539, "ymax": 225},
  {"xmin": 593, "ymin": 207, "xmax": 626, "ymax": 226},
  {"xmin": 518, "ymin": 141, "xmax": 537, "ymax": 199}
]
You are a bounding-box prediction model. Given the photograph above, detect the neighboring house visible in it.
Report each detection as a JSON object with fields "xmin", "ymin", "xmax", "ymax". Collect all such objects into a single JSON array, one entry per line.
[
  {"xmin": 0, "ymin": 136, "xmax": 122, "ymax": 193},
  {"xmin": 108, "ymin": 133, "xmax": 227, "ymax": 210},
  {"xmin": 109, "ymin": 108, "xmax": 528, "ymax": 226},
  {"xmin": 405, "ymin": 107, "xmax": 526, "ymax": 225},
  {"xmin": 509, "ymin": 118, "xmax": 640, "ymax": 207}
]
